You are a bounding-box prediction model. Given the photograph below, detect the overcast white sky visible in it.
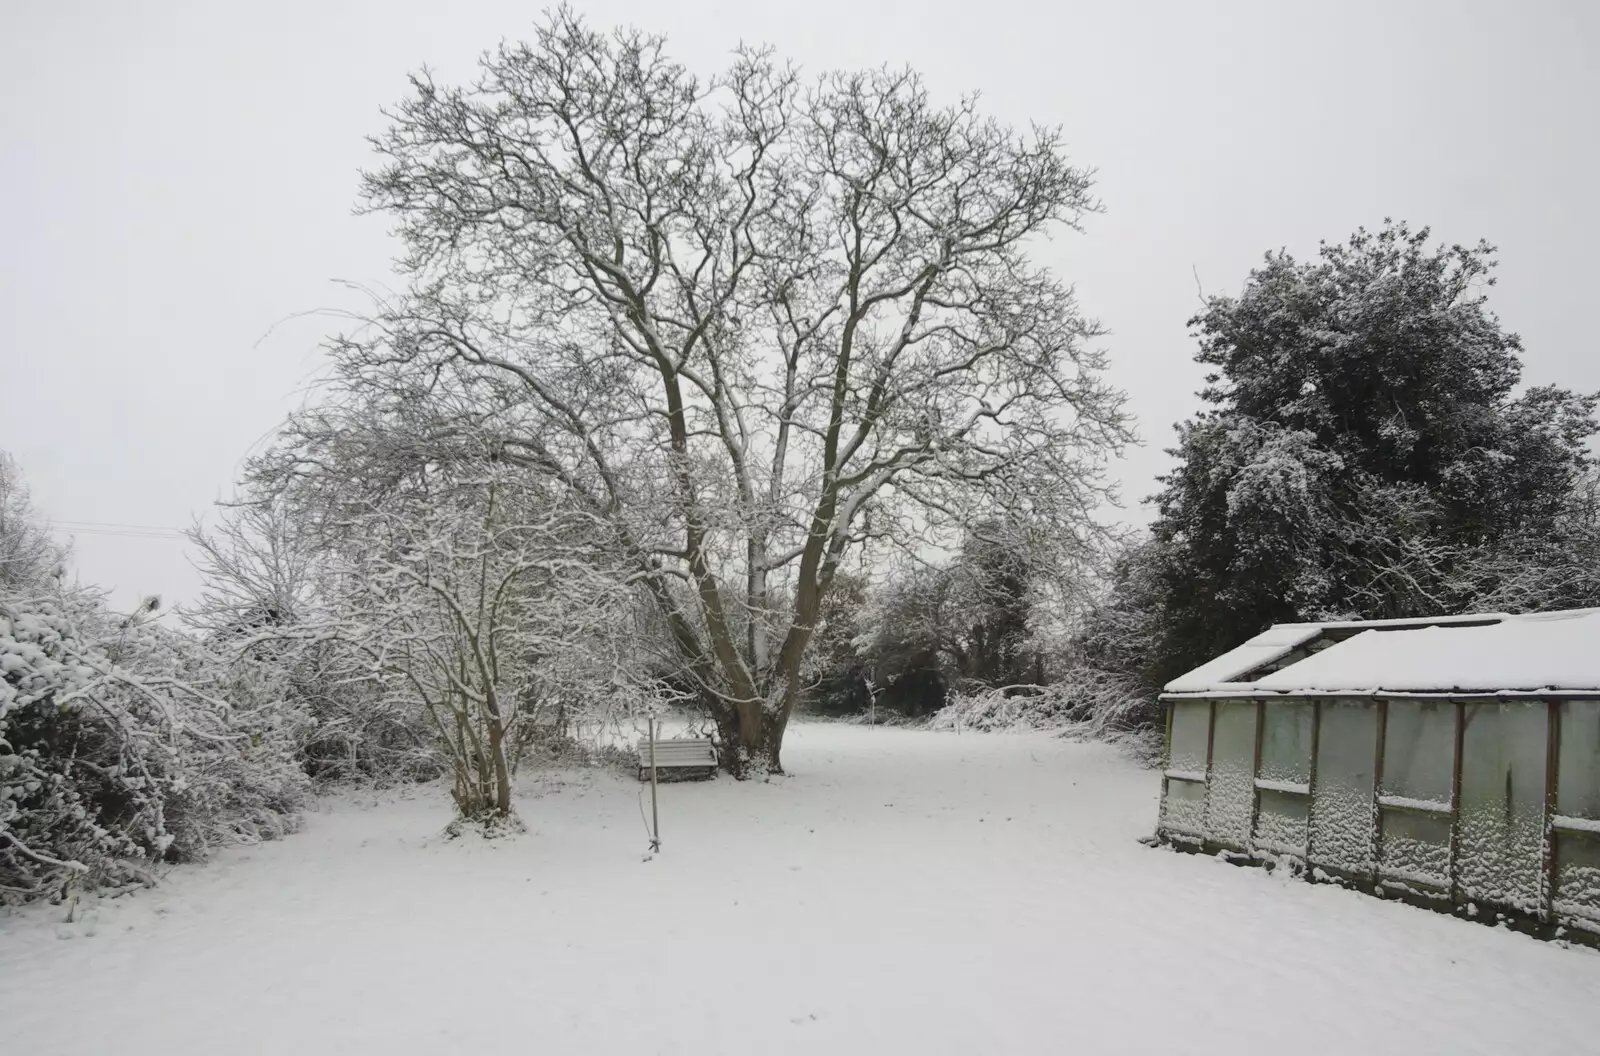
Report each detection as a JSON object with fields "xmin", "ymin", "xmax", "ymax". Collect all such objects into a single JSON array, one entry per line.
[{"xmin": 3, "ymin": 0, "xmax": 1596, "ymax": 609}]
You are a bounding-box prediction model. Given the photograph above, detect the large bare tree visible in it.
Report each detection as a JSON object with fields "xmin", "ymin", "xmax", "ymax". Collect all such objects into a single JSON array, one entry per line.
[{"xmin": 330, "ymin": 8, "xmax": 1130, "ymax": 773}]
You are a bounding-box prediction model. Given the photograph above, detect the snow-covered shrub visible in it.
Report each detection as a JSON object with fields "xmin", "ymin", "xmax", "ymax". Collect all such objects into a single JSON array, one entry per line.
[
  {"xmin": 155, "ymin": 650, "xmax": 312, "ymax": 859},
  {"xmin": 0, "ymin": 591, "xmax": 309, "ymax": 904},
  {"xmin": 928, "ymin": 684, "xmax": 1071, "ymax": 734},
  {"xmin": 293, "ymin": 657, "xmax": 439, "ymax": 787},
  {"xmin": 1, "ymin": 603, "xmax": 169, "ymax": 899},
  {"xmin": 928, "ymin": 668, "xmax": 1162, "ymax": 763},
  {"xmin": 185, "ymin": 499, "xmax": 438, "ymax": 788}
]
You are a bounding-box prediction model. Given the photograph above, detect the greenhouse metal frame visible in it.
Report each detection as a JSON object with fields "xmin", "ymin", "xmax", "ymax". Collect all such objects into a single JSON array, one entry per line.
[{"xmin": 1155, "ymin": 610, "xmax": 1600, "ymax": 943}]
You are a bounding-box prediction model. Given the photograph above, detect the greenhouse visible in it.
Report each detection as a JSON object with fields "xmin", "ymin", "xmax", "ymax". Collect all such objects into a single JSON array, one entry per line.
[{"xmin": 1156, "ymin": 608, "xmax": 1600, "ymax": 941}]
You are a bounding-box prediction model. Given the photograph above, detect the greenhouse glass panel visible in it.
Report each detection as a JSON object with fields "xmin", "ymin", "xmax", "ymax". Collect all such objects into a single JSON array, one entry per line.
[
  {"xmin": 1161, "ymin": 777, "xmax": 1206, "ymax": 837},
  {"xmin": 1254, "ymin": 789, "xmax": 1308, "ymax": 856},
  {"xmin": 1458, "ymin": 703, "xmax": 1548, "ymax": 913},
  {"xmin": 1259, "ymin": 702, "xmax": 1313, "ymax": 786},
  {"xmin": 1382, "ymin": 701, "xmax": 1455, "ymax": 805},
  {"xmin": 1555, "ymin": 833, "xmax": 1600, "ymax": 923},
  {"xmin": 1379, "ymin": 808, "xmax": 1451, "ymax": 888},
  {"xmin": 1558, "ymin": 702, "xmax": 1600, "ymax": 821},
  {"xmin": 1309, "ymin": 703, "xmax": 1377, "ymax": 873},
  {"xmin": 1205, "ymin": 701, "xmax": 1256, "ymax": 847},
  {"xmin": 1168, "ymin": 701, "xmax": 1211, "ymax": 776}
]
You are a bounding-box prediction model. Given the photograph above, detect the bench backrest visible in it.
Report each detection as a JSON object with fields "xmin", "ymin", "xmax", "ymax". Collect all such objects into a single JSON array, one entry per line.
[{"xmin": 636, "ymin": 737, "xmax": 718, "ymax": 767}]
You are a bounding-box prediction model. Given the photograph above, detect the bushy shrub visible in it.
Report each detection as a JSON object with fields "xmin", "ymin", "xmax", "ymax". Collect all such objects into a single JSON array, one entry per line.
[
  {"xmin": 0, "ymin": 593, "xmax": 309, "ymax": 904},
  {"xmin": 928, "ymin": 670, "xmax": 1162, "ymax": 763}
]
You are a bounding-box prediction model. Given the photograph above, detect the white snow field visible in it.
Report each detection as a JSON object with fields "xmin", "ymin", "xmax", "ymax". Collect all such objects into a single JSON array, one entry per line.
[{"xmin": 2, "ymin": 723, "xmax": 1594, "ymax": 1055}]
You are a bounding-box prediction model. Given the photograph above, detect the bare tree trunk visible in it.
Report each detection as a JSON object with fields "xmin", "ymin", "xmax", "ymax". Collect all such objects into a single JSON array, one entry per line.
[
  {"xmin": 486, "ymin": 714, "xmax": 512, "ymax": 817},
  {"xmin": 711, "ymin": 681, "xmax": 797, "ymax": 777},
  {"xmin": 338, "ymin": 21, "xmax": 1134, "ymax": 799}
]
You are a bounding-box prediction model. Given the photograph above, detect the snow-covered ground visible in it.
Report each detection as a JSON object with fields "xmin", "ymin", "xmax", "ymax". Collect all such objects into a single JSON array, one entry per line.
[{"xmin": 2, "ymin": 723, "xmax": 1594, "ymax": 1054}]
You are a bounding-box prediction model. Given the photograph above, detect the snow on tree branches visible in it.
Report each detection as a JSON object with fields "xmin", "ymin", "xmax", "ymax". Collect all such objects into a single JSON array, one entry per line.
[
  {"xmin": 1145, "ymin": 220, "xmax": 1598, "ymax": 686},
  {"xmin": 292, "ymin": 7, "xmax": 1132, "ymax": 773}
]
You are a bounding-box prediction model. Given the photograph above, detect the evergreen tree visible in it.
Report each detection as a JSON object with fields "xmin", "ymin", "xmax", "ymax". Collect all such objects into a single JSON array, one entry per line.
[{"xmin": 1149, "ymin": 221, "xmax": 1597, "ymax": 683}]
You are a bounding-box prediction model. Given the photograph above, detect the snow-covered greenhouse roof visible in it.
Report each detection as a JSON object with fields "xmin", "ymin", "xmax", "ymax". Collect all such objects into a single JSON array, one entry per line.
[{"xmin": 1161, "ymin": 608, "xmax": 1600, "ymax": 699}]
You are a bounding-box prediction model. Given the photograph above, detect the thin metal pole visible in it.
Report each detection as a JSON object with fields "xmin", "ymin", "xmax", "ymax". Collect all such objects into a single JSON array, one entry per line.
[
  {"xmin": 1542, "ymin": 700, "xmax": 1560, "ymax": 921},
  {"xmin": 1307, "ymin": 700, "xmax": 1322, "ymax": 858},
  {"xmin": 1248, "ymin": 700, "xmax": 1265, "ymax": 850},
  {"xmin": 648, "ymin": 715, "xmax": 661, "ymax": 852},
  {"xmin": 1372, "ymin": 699, "xmax": 1388, "ymax": 884},
  {"xmin": 1449, "ymin": 702, "xmax": 1465, "ymax": 905},
  {"xmin": 1204, "ymin": 700, "xmax": 1218, "ymax": 777},
  {"xmin": 1202, "ymin": 700, "xmax": 1218, "ymax": 849}
]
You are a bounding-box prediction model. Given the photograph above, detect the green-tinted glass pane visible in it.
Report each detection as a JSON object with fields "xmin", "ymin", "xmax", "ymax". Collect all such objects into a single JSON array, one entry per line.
[
  {"xmin": 1382, "ymin": 701, "xmax": 1455, "ymax": 804},
  {"xmin": 1259, "ymin": 703, "xmax": 1313, "ymax": 785},
  {"xmin": 1310, "ymin": 702, "xmax": 1377, "ymax": 872},
  {"xmin": 1205, "ymin": 701, "xmax": 1256, "ymax": 847},
  {"xmin": 1558, "ymin": 702, "xmax": 1600, "ymax": 821},
  {"xmin": 1458, "ymin": 703, "xmax": 1548, "ymax": 913},
  {"xmin": 1168, "ymin": 701, "xmax": 1210, "ymax": 775}
]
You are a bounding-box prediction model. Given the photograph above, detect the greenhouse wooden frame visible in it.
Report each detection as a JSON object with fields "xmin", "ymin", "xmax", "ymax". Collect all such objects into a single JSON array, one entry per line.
[{"xmin": 1154, "ymin": 610, "xmax": 1600, "ymax": 945}]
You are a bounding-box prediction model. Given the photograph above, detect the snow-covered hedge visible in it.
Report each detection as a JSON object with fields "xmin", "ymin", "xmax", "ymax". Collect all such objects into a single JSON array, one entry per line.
[
  {"xmin": 928, "ymin": 670, "xmax": 1162, "ymax": 762},
  {"xmin": 0, "ymin": 594, "xmax": 309, "ymax": 904}
]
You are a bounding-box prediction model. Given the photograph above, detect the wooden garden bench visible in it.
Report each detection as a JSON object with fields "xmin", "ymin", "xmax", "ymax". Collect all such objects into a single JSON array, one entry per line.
[{"xmin": 636, "ymin": 737, "xmax": 718, "ymax": 781}]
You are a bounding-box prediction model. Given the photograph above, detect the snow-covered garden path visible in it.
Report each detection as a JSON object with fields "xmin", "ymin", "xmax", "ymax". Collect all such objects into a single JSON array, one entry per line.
[{"xmin": 2, "ymin": 723, "xmax": 1594, "ymax": 1054}]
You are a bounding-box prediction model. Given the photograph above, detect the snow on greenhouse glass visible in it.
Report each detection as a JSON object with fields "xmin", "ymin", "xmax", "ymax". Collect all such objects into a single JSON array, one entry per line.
[
  {"xmin": 1309, "ymin": 703, "xmax": 1377, "ymax": 874},
  {"xmin": 1379, "ymin": 810, "xmax": 1452, "ymax": 889},
  {"xmin": 1161, "ymin": 701, "xmax": 1211, "ymax": 838},
  {"xmin": 1377, "ymin": 702, "xmax": 1455, "ymax": 887},
  {"xmin": 1554, "ymin": 703, "xmax": 1600, "ymax": 924},
  {"xmin": 1166, "ymin": 700, "xmax": 1210, "ymax": 777},
  {"xmin": 1161, "ymin": 776, "xmax": 1206, "ymax": 837},
  {"xmin": 1258, "ymin": 702, "xmax": 1312, "ymax": 786},
  {"xmin": 1254, "ymin": 703, "xmax": 1311, "ymax": 854},
  {"xmin": 1382, "ymin": 701, "xmax": 1455, "ymax": 806},
  {"xmin": 1254, "ymin": 789, "xmax": 1308, "ymax": 856},
  {"xmin": 1554, "ymin": 833, "xmax": 1600, "ymax": 924},
  {"xmin": 1458, "ymin": 703, "xmax": 1548, "ymax": 913},
  {"xmin": 1558, "ymin": 702, "xmax": 1600, "ymax": 822},
  {"xmin": 1204, "ymin": 702, "xmax": 1256, "ymax": 847}
]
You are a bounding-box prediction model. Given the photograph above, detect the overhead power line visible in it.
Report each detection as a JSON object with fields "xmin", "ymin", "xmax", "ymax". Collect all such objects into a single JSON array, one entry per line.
[
  {"xmin": 48, "ymin": 519, "xmax": 191, "ymax": 541},
  {"xmin": 55, "ymin": 530, "xmax": 187, "ymax": 541},
  {"xmin": 50, "ymin": 519, "xmax": 188, "ymax": 533}
]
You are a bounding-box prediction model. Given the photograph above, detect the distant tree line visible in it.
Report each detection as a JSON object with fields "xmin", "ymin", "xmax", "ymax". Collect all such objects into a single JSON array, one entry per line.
[
  {"xmin": 1072, "ymin": 221, "xmax": 1600, "ymax": 733},
  {"xmin": 805, "ymin": 222, "xmax": 1600, "ymax": 743},
  {"xmin": 798, "ymin": 519, "xmax": 1054, "ymax": 719},
  {"xmin": 8, "ymin": 8, "xmax": 1593, "ymax": 907},
  {"xmin": 1, "ymin": 7, "xmax": 1137, "ymax": 901}
]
